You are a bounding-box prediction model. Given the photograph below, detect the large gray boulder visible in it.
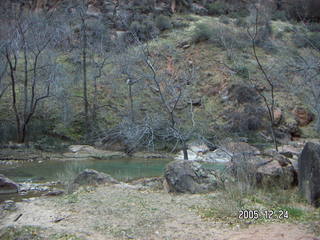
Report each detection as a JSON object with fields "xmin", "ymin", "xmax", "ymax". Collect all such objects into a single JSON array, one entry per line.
[
  {"xmin": 0, "ymin": 174, "xmax": 19, "ymax": 194},
  {"xmin": 230, "ymin": 152, "xmax": 297, "ymax": 189},
  {"xmin": 256, "ymin": 160, "xmax": 296, "ymax": 189},
  {"xmin": 298, "ymin": 142, "xmax": 320, "ymax": 207},
  {"xmin": 164, "ymin": 160, "xmax": 218, "ymax": 194},
  {"xmin": 73, "ymin": 169, "xmax": 119, "ymax": 186}
]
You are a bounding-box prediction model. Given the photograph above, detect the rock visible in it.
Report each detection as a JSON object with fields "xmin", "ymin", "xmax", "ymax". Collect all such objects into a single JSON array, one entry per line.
[
  {"xmin": 164, "ymin": 160, "xmax": 218, "ymax": 193},
  {"xmin": 293, "ymin": 107, "xmax": 314, "ymax": 126},
  {"xmin": 44, "ymin": 190, "xmax": 65, "ymax": 196},
  {"xmin": 1, "ymin": 200, "xmax": 17, "ymax": 211},
  {"xmin": 275, "ymin": 154, "xmax": 292, "ymax": 167},
  {"xmin": 68, "ymin": 145, "xmax": 97, "ymax": 153},
  {"xmin": 73, "ymin": 169, "xmax": 119, "ymax": 186},
  {"xmin": 278, "ymin": 144, "xmax": 302, "ymax": 159},
  {"xmin": 130, "ymin": 177, "xmax": 164, "ymax": 190},
  {"xmin": 298, "ymin": 142, "xmax": 320, "ymax": 207},
  {"xmin": 256, "ymin": 160, "xmax": 296, "ymax": 189},
  {"xmin": 19, "ymin": 183, "xmax": 50, "ymax": 193},
  {"xmin": 273, "ymin": 108, "xmax": 282, "ymax": 125},
  {"xmin": 0, "ymin": 174, "xmax": 19, "ymax": 194},
  {"xmin": 225, "ymin": 142, "xmax": 260, "ymax": 156},
  {"xmin": 203, "ymin": 149, "xmax": 232, "ymax": 163},
  {"xmin": 175, "ymin": 144, "xmax": 232, "ymax": 163},
  {"xmin": 175, "ymin": 150, "xmax": 201, "ymax": 161},
  {"xmin": 188, "ymin": 143, "xmax": 209, "ymax": 154},
  {"xmin": 277, "ymin": 119, "xmax": 301, "ymax": 141},
  {"xmin": 263, "ymin": 150, "xmax": 293, "ymax": 167},
  {"xmin": 187, "ymin": 98, "xmax": 202, "ymax": 106},
  {"xmin": 182, "ymin": 44, "xmax": 191, "ymax": 49}
]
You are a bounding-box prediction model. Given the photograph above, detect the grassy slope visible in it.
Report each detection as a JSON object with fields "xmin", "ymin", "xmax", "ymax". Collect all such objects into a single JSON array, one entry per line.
[{"xmin": 0, "ymin": 13, "xmax": 318, "ymax": 143}]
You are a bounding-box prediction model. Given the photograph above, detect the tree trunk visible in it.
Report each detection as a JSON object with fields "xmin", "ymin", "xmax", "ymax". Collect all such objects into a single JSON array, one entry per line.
[
  {"xmin": 182, "ymin": 140, "xmax": 188, "ymax": 160},
  {"xmin": 17, "ymin": 124, "xmax": 27, "ymax": 143},
  {"xmin": 82, "ymin": 17, "xmax": 89, "ymax": 142},
  {"xmin": 171, "ymin": 0, "xmax": 176, "ymax": 13},
  {"xmin": 128, "ymin": 83, "xmax": 134, "ymax": 123}
]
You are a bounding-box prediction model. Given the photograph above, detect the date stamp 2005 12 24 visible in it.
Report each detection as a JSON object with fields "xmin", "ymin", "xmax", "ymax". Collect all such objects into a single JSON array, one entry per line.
[{"xmin": 238, "ymin": 209, "xmax": 289, "ymax": 220}]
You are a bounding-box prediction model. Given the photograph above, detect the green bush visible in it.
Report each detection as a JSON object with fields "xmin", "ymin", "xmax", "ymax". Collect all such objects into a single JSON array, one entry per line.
[
  {"xmin": 261, "ymin": 41, "xmax": 278, "ymax": 54},
  {"xmin": 235, "ymin": 65, "xmax": 249, "ymax": 79},
  {"xmin": 275, "ymin": 31, "xmax": 284, "ymax": 39},
  {"xmin": 235, "ymin": 17, "xmax": 248, "ymax": 27},
  {"xmin": 209, "ymin": 28, "xmax": 249, "ymax": 50},
  {"xmin": 207, "ymin": 2, "xmax": 227, "ymax": 16},
  {"xmin": 283, "ymin": 26, "xmax": 293, "ymax": 33},
  {"xmin": 293, "ymin": 32, "xmax": 320, "ymax": 49},
  {"xmin": 192, "ymin": 23, "xmax": 213, "ymax": 42},
  {"xmin": 129, "ymin": 19, "xmax": 159, "ymax": 41},
  {"xmin": 34, "ymin": 136, "xmax": 68, "ymax": 152},
  {"xmin": 272, "ymin": 11, "xmax": 287, "ymax": 21},
  {"xmin": 155, "ymin": 15, "xmax": 172, "ymax": 31},
  {"xmin": 293, "ymin": 33, "xmax": 309, "ymax": 48},
  {"xmin": 228, "ymin": 9, "xmax": 250, "ymax": 19},
  {"xmin": 219, "ymin": 16, "xmax": 230, "ymax": 24},
  {"xmin": 172, "ymin": 20, "xmax": 189, "ymax": 29},
  {"xmin": 192, "ymin": 23, "xmax": 250, "ymax": 50},
  {"xmin": 309, "ymin": 32, "xmax": 320, "ymax": 49},
  {"xmin": 256, "ymin": 22, "xmax": 273, "ymax": 45},
  {"xmin": 307, "ymin": 23, "xmax": 320, "ymax": 32}
]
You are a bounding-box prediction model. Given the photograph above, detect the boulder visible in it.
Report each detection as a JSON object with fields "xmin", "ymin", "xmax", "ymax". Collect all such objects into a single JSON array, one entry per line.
[
  {"xmin": 188, "ymin": 143, "xmax": 209, "ymax": 154},
  {"xmin": 0, "ymin": 174, "xmax": 19, "ymax": 194},
  {"xmin": 44, "ymin": 190, "xmax": 65, "ymax": 197},
  {"xmin": 277, "ymin": 144, "xmax": 302, "ymax": 159},
  {"xmin": 263, "ymin": 149, "xmax": 294, "ymax": 167},
  {"xmin": 68, "ymin": 145, "xmax": 97, "ymax": 153},
  {"xmin": 293, "ymin": 107, "xmax": 314, "ymax": 126},
  {"xmin": 73, "ymin": 169, "xmax": 119, "ymax": 186},
  {"xmin": 175, "ymin": 150, "xmax": 201, "ymax": 161},
  {"xmin": 1, "ymin": 200, "xmax": 17, "ymax": 211},
  {"xmin": 256, "ymin": 160, "xmax": 296, "ymax": 189},
  {"xmin": 130, "ymin": 177, "xmax": 164, "ymax": 190},
  {"xmin": 164, "ymin": 160, "xmax": 218, "ymax": 193},
  {"xmin": 298, "ymin": 142, "xmax": 320, "ymax": 207},
  {"xmin": 225, "ymin": 141, "xmax": 260, "ymax": 156},
  {"xmin": 203, "ymin": 149, "xmax": 232, "ymax": 163}
]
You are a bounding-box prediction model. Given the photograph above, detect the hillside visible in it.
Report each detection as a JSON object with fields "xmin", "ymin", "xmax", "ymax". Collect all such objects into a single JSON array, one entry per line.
[{"xmin": 0, "ymin": 0, "xmax": 319, "ymax": 153}]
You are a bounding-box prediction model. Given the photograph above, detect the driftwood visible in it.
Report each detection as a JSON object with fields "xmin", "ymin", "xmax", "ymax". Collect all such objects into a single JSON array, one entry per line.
[
  {"xmin": 53, "ymin": 217, "xmax": 65, "ymax": 223},
  {"xmin": 14, "ymin": 213, "xmax": 23, "ymax": 222}
]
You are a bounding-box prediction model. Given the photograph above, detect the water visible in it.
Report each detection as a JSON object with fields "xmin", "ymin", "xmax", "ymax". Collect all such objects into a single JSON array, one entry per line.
[
  {"xmin": 0, "ymin": 158, "xmax": 227, "ymax": 202},
  {"xmin": 0, "ymin": 157, "xmax": 172, "ymax": 183}
]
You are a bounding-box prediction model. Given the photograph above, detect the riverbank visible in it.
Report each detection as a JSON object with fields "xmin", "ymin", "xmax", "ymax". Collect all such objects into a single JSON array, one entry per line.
[{"xmin": 1, "ymin": 183, "xmax": 319, "ymax": 240}]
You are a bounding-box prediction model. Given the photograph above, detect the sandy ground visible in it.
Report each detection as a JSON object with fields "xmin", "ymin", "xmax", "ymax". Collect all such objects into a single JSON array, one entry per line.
[{"xmin": 0, "ymin": 183, "xmax": 319, "ymax": 240}]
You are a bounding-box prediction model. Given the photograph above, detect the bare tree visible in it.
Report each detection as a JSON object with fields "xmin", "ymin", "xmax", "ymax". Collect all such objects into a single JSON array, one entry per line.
[
  {"xmin": 0, "ymin": 54, "xmax": 8, "ymax": 100},
  {"xmin": 2, "ymin": 12, "xmax": 64, "ymax": 143},
  {"xmin": 68, "ymin": 0, "xmax": 111, "ymax": 142},
  {"xmin": 247, "ymin": 5, "xmax": 278, "ymax": 151},
  {"xmin": 134, "ymin": 37, "xmax": 197, "ymax": 159},
  {"xmin": 284, "ymin": 48, "xmax": 320, "ymax": 132}
]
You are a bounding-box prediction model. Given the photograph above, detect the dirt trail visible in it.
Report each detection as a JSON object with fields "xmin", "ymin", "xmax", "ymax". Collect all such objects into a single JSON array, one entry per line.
[{"xmin": 0, "ymin": 184, "xmax": 318, "ymax": 240}]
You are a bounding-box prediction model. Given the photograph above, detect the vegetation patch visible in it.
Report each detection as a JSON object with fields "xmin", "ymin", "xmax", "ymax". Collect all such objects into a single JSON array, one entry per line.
[
  {"xmin": 191, "ymin": 185, "xmax": 320, "ymax": 230},
  {"xmin": 0, "ymin": 226, "xmax": 44, "ymax": 240}
]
